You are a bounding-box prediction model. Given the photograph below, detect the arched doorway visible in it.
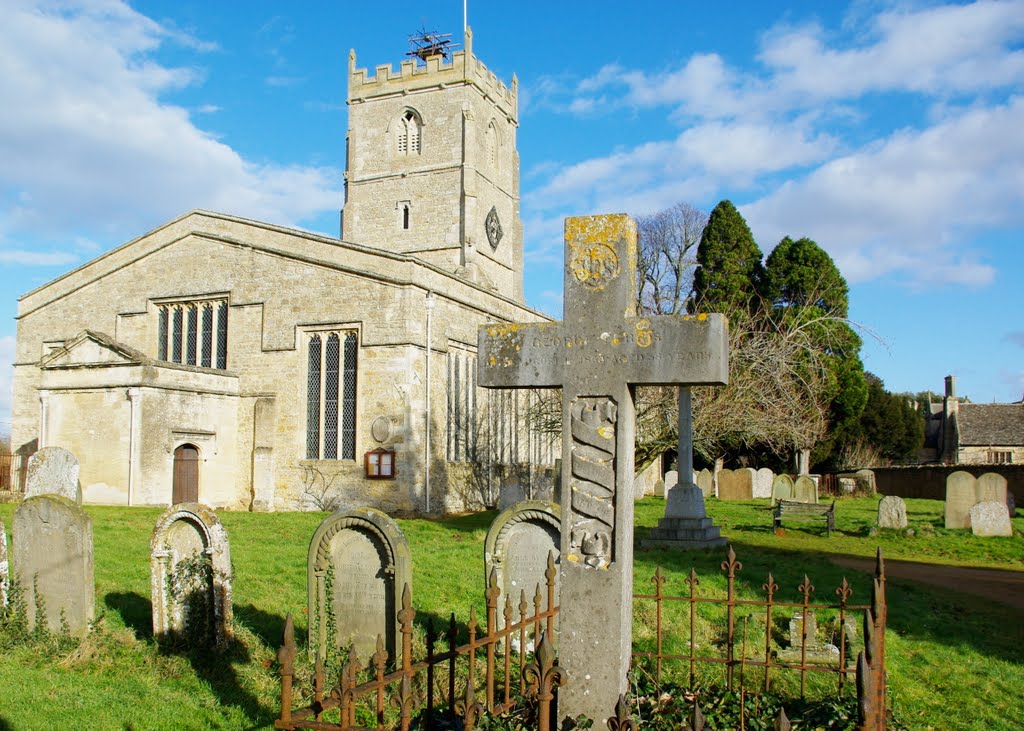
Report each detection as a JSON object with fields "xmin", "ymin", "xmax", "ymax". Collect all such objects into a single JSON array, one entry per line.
[{"xmin": 172, "ymin": 444, "xmax": 200, "ymax": 503}]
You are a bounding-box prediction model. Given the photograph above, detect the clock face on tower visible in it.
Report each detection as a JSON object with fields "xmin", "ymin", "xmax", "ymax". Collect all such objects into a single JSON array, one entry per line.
[{"xmin": 485, "ymin": 206, "xmax": 503, "ymax": 251}]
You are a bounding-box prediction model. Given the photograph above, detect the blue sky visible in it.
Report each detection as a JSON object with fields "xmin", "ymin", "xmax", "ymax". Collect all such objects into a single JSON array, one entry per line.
[{"xmin": 2, "ymin": 0, "xmax": 1023, "ymax": 436}]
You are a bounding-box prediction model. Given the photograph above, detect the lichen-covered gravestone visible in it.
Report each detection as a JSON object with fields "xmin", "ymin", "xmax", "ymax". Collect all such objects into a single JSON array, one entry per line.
[
  {"xmin": 24, "ymin": 446, "xmax": 81, "ymax": 502},
  {"xmin": 484, "ymin": 500, "xmax": 560, "ymax": 643},
  {"xmin": 308, "ymin": 507, "xmax": 411, "ymax": 665},
  {"xmin": 150, "ymin": 503, "xmax": 233, "ymax": 648},
  {"xmin": 0, "ymin": 521, "xmax": 8, "ymax": 609},
  {"xmin": 877, "ymin": 496, "xmax": 907, "ymax": 529},
  {"xmin": 968, "ymin": 501, "xmax": 1012, "ymax": 537},
  {"xmin": 753, "ymin": 467, "xmax": 774, "ymax": 499},
  {"xmin": 717, "ymin": 468, "xmax": 754, "ymax": 501},
  {"xmin": 945, "ymin": 471, "xmax": 977, "ymax": 529},
  {"xmin": 13, "ymin": 495, "xmax": 94, "ymax": 636},
  {"xmin": 478, "ymin": 215, "xmax": 728, "ymax": 724},
  {"xmin": 771, "ymin": 475, "xmax": 794, "ymax": 506},
  {"xmin": 794, "ymin": 475, "xmax": 818, "ymax": 504},
  {"xmin": 975, "ymin": 473, "xmax": 1008, "ymax": 508}
]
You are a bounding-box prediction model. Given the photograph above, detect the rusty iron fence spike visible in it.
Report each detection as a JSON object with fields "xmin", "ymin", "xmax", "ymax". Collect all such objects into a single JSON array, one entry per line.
[{"xmin": 774, "ymin": 706, "xmax": 791, "ymax": 731}]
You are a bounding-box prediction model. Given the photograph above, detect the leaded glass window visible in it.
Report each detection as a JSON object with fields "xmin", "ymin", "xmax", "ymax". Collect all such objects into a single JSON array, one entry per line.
[
  {"xmin": 157, "ymin": 297, "xmax": 228, "ymax": 369},
  {"xmin": 306, "ymin": 329, "xmax": 358, "ymax": 460}
]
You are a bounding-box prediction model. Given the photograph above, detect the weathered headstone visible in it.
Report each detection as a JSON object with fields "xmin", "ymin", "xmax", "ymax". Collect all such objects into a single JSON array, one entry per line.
[
  {"xmin": 0, "ymin": 521, "xmax": 8, "ymax": 609},
  {"xmin": 877, "ymin": 495, "xmax": 908, "ymax": 529},
  {"xmin": 838, "ymin": 477, "xmax": 857, "ymax": 494},
  {"xmin": 771, "ymin": 475, "xmax": 795, "ymax": 506},
  {"xmin": 968, "ymin": 501, "xmax": 1013, "ymax": 537},
  {"xmin": 777, "ymin": 609, "xmax": 840, "ymax": 666},
  {"xmin": 664, "ymin": 470, "xmax": 679, "ymax": 492},
  {"xmin": 976, "ymin": 473, "xmax": 1008, "ymax": 507},
  {"xmin": 478, "ymin": 214, "xmax": 728, "ymax": 724},
  {"xmin": 855, "ymin": 469, "xmax": 877, "ymax": 495},
  {"xmin": 484, "ymin": 500, "xmax": 560, "ymax": 643},
  {"xmin": 150, "ymin": 503, "xmax": 233, "ymax": 648},
  {"xmin": 308, "ymin": 507, "xmax": 412, "ymax": 665},
  {"xmin": 13, "ymin": 495, "xmax": 94, "ymax": 636},
  {"xmin": 753, "ymin": 467, "xmax": 774, "ymax": 499},
  {"xmin": 696, "ymin": 468, "xmax": 714, "ymax": 499},
  {"xmin": 793, "ymin": 475, "xmax": 818, "ymax": 504},
  {"xmin": 24, "ymin": 446, "xmax": 81, "ymax": 503},
  {"xmin": 717, "ymin": 468, "xmax": 753, "ymax": 501},
  {"xmin": 945, "ymin": 471, "xmax": 976, "ymax": 529}
]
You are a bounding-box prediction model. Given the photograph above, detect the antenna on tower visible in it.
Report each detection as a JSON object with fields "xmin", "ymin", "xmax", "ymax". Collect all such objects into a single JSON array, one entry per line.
[{"xmin": 406, "ymin": 27, "xmax": 456, "ymax": 64}]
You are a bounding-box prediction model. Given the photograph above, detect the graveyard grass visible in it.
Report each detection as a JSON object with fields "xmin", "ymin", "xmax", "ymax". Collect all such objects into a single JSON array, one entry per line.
[{"xmin": 1, "ymin": 496, "xmax": 1022, "ymax": 730}]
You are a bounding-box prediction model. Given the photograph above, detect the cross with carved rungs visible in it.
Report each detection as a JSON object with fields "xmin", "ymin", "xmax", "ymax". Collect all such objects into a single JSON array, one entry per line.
[{"xmin": 477, "ymin": 214, "xmax": 729, "ymax": 725}]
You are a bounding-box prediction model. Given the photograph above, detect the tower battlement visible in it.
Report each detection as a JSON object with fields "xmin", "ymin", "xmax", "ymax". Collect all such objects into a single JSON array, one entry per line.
[{"xmin": 348, "ymin": 28, "xmax": 517, "ymax": 121}]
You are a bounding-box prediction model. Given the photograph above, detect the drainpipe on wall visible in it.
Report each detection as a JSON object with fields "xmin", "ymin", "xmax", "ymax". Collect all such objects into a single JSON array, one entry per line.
[
  {"xmin": 127, "ymin": 387, "xmax": 141, "ymax": 506},
  {"xmin": 424, "ymin": 291, "xmax": 435, "ymax": 514}
]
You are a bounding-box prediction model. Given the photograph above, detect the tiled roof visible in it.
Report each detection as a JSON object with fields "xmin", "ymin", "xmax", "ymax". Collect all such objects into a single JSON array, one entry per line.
[{"xmin": 957, "ymin": 403, "xmax": 1024, "ymax": 446}]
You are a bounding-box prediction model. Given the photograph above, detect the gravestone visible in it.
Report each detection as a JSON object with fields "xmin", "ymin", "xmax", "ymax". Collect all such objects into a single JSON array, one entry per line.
[
  {"xmin": 696, "ymin": 468, "xmax": 715, "ymax": 498},
  {"xmin": 976, "ymin": 473, "xmax": 1008, "ymax": 508},
  {"xmin": 877, "ymin": 495, "xmax": 907, "ymax": 529},
  {"xmin": 771, "ymin": 475, "xmax": 794, "ymax": 506},
  {"xmin": 478, "ymin": 214, "xmax": 728, "ymax": 724},
  {"xmin": 24, "ymin": 446, "xmax": 81, "ymax": 503},
  {"xmin": 308, "ymin": 507, "xmax": 412, "ymax": 665},
  {"xmin": 793, "ymin": 475, "xmax": 818, "ymax": 504},
  {"xmin": 1008, "ymin": 491, "xmax": 1017, "ymax": 518},
  {"xmin": 13, "ymin": 495, "xmax": 94, "ymax": 636},
  {"xmin": 717, "ymin": 468, "xmax": 753, "ymax": 501},
  {"xmin": 855, "ymin": 469, "xmax": 877, "ymax": 495},
  {"xmin": 945, "ymin": 471, "xmax": 976, "ymax": 529},
  {"xmin": 653, "ymin": 478, "xmax": 666, "ymax": 498},
  {"xmin": 484, "ymin": 500, "xmax": 561, "ymax": 643},
  {"xmin": 777, "ymin": 609, "xmax": 840, "ymax": 666},
  {"xmin": 968, "ymin": 501, "xmax": 1013, "ymax": 537},
  {"xmin": 0, "ymin": 521, "xmax": 8, "ymax": 609},
  {"xmin": 664, "ymin": 470, "xmax": 679, "ymax": 492},
  {"xmin": 753, "ymin": 467, "xmax": 774, "ymax": 499},
  {"xmin": 150, "ymin": 503, "xmax": 233, "ymax": 648}
]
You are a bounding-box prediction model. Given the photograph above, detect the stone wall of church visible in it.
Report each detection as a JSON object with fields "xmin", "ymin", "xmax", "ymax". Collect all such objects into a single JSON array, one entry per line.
[{"xmin": 14, "ymin": 213, "xmax": 547, "ymax": 512}]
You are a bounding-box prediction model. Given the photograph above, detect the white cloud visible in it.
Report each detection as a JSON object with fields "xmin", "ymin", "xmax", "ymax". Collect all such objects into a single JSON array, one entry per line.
[
  {"xmin": 0, "ymin": 250, "xmax": 78, "ymax": 266},
  {"xmin": 0, "ymin": 0, "xmax": 341, "ymax": 251}
]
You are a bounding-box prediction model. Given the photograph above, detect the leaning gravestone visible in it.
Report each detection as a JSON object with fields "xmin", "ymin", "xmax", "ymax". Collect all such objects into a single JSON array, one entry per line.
[
  {"xmin": 976, "ymin": 473, "xmax": 1008, "ymax": 507},
  {"xmin": 753, "ymin": 467, "xmax": 774, "ymax": 499},
  {"xmin": 478, "ymin": 214, "xmax": 728, "ymax": 724},
  {"xmin": 13, "ymin": 495, "xmax": 94, "ymax": 636},
  {"xmin": 968, "ymin": 501, "xmax": 1013, "ymax": 537},
  {"xmin": 308, "ymin": 507, "xmax": 412, "ymax": 665},
  {"xmin": 877, "ymin": 496, "xmax": 908, "ymax": 529},
  {"xmin": 484, "ymin": 500, "xmax": 561, "ymax": 641},
  {"xmin": 717, "ymin": 468, "xmax": 753, "ymax": 501},
  {"xmin": 150, "ymin": 503, "xmax": 233, "ymax": 648},
  {"xmin": 794, "ymin": 475, "xmax": 819, "ymax": 504},
  {"xmin": 24, "ymin": 446, "xmax": 81, "ymax": 503},
  {"xmin": 945, "ymin": 471, "xmax": 977, "ymax": 529},
  {"xmin": 696, "ymin": 468, "xmax": 714, "ymax": 499},
  {"xmin": 771, "ymin": 474, "xmax": 794, "ymax": 506},
  {"xmin": 0, "ymin": 521, "xmax": 8, "ymax": 608}
]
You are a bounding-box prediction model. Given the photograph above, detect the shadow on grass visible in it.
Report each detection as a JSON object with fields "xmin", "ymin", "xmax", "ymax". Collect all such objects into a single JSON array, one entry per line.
[
  {"xmin": 634, "ymin": 536, "xmax": 1024, "ymax": 667},
  {"xmin": 235, "ymin": 603, "xmax": 290, "ymax": 649},
  {"xmin": 105, "ymin": 591, "xmax": 153, "ymax": 639}
]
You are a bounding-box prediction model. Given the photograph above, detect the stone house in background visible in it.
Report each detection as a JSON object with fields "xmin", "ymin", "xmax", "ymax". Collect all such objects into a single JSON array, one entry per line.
[
  {"xmin": 11, "ymin": 29, "xmax": 556, "ymax": 512},
  {"xmin": 923, "ymin": 375, "xmax": 1024, "ymax": 465}
]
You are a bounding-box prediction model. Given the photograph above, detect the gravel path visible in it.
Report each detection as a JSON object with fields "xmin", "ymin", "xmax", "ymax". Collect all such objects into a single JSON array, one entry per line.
[{"xmin": 829, "ymin": 556, "xmax": 1024, "ymax": 611}]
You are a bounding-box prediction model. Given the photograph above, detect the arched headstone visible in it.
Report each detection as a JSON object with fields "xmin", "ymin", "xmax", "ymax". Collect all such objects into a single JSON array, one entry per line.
[
  {"xmin": 753, "ymin": 468, "xmax": 774, "ymax": 499},
  {"xmin": 877, "ymin": 496, "xmax": 907, "ymax": 529},
  {"xmin": 25, "ymin": 446, "xmax": 81, "ymax": 503},
  {"xmin": 718, "ymin": 468, "xmax": 753, "ymax": 501},
  {"xmin": 976, "ymin": 473, "xmax": 1007, "ymax": 507},
  {"xmin": 150, "ymin": 503, "xmax": 233, "ymax": 648},
  {"xmin": 794, "ymin": 475, "xmax": 818, "ymax": 504},
  {"xmin": 696, "ymin": 468, "xmax": 714, "ymax": 499},
  {"xmin": 771, "ymin": 475, "xmax": 795, "ymax": 506},
  {"xmin": 945, "ymin": 471, "xmax": 976, "ymax": 529},
  {"xmin": 308, "ymin": 508, "xmax": 411, "ymax": 665},
  {"xmin": 14, "ymin": 495, "xmax": 94, "ymax": 636},
  {"xmin": 484, "ymin": 500, "xmax": 560, "ymax": 642}
]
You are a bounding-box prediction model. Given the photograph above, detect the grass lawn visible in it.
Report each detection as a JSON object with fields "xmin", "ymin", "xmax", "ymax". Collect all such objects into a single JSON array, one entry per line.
[{"xmin": 1, "ymin": 495, "xmax": 1022, "ymax": 730}]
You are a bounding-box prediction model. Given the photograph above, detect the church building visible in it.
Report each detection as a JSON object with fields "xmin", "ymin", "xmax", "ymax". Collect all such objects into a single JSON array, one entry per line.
[{"xmin": 10, "ymin": 29, "xmax": 555, "ymax": 512}]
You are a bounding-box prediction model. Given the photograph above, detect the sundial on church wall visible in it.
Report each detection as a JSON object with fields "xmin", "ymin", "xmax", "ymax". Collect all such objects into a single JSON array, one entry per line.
[{"xmin": 485, "ymin": 206, "xmax": 503, "ymax": 250}]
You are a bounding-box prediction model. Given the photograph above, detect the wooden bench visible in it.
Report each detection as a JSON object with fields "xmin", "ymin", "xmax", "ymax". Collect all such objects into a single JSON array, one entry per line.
[{"xmin": 773, "ymin": 500, "xmax": 835, "ymax": 537}]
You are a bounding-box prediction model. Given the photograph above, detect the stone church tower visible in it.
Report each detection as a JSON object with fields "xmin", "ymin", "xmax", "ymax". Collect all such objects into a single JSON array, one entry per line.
[{"xmin": 342, "ymin": 28, "xmax": 523, "ymax": 299}]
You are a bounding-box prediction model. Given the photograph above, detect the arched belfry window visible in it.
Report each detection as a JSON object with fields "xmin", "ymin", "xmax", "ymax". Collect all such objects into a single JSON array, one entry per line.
[{"xmin": 397, "ymin": 110, "xmax": 422, "ymax": 156}]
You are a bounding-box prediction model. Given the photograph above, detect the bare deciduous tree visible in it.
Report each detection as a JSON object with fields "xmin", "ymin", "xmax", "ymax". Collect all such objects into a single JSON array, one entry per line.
[{"xmin": 635, "ymin": 202, "xmax": 708, "ymax": 315}]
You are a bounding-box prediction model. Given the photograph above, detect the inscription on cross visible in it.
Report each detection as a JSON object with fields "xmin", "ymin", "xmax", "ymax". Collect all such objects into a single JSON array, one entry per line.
[{"xmin": 478, "ymin": 214, "xmax": 728, "ymax": 724}]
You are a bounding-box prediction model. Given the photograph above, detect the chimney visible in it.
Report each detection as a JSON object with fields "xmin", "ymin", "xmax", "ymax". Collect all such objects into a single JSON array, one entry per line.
[{"xmin": 944, "ymin": 375, "xmax": 956, "ymax": 398}]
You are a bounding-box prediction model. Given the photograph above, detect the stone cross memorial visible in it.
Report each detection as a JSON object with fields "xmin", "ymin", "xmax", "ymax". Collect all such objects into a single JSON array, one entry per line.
[{"xmin": 477, "ymin": 215, "xmax": 728, "ymax": 724}]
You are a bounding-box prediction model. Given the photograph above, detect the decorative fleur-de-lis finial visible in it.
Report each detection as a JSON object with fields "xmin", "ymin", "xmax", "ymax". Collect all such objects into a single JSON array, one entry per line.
[
  {"xmin": 798, "ymin": 575, "xmax": 815, "ymax": 601},
  {"xmin": 607, "ymin": 694, "xmax": 638, "ymax": 731},
  {"xmin": 762, "ymin": 572, "xmax": 779, "ymax": 597},
  {"xmin": 835, "ymin": 577, "xmax": 853, "ymax": 603},
  {"xmin": 371, "ymin": 634, "xmax": 388, "ymax": 673},
  {"xmin": 683, "ymin": 701, "xmax": 706, "ymax": 731},
  {"xmin": 721, "ymin": 546, "xmax": 742, "ymax": 576}
]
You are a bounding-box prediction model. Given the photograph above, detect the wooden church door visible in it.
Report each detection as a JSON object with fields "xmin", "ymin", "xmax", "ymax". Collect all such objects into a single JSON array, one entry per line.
[{"xmin": 172, "ymin": 444, "xmax": 200, "ymax": 503}]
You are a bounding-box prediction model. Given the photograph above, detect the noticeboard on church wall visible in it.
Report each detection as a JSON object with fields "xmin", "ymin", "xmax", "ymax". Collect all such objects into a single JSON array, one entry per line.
[{"xmin": 364, "ymin": 449, "xmax": 395, "ymax": 479}]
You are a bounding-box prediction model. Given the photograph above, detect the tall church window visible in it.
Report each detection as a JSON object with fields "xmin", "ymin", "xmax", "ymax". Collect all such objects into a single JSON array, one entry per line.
[
  {"xmin": 306, "ymin": 329, "xmax": 358, "ymax": 460},
  {"xmin": 157, "ymin": 297, "xmax": 229, "ymax": 369},
  {"xmin": 396, "ymin": 110, "xmax": 422, "ymax": 156}
]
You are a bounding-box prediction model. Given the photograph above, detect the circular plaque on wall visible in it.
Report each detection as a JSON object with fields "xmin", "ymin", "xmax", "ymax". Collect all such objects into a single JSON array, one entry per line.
[{"xmin": 371, "ymin": 416, "xmax": 392, "ymax": 443}]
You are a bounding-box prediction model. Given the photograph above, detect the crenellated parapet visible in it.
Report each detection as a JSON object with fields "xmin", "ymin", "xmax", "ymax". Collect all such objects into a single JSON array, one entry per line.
[{"xmin": 348, "ymin": 27, "xmax": 517, "ymax": 121}]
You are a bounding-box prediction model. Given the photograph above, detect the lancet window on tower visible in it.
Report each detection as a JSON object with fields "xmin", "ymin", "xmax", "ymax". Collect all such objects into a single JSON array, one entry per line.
[
  {"xmin": 396, "ymin": 110, "xmax": 422, "ymax": 156},
  {"xmin": 486, "ymin": 121, "xmax": 498, "ymax": 169}
]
